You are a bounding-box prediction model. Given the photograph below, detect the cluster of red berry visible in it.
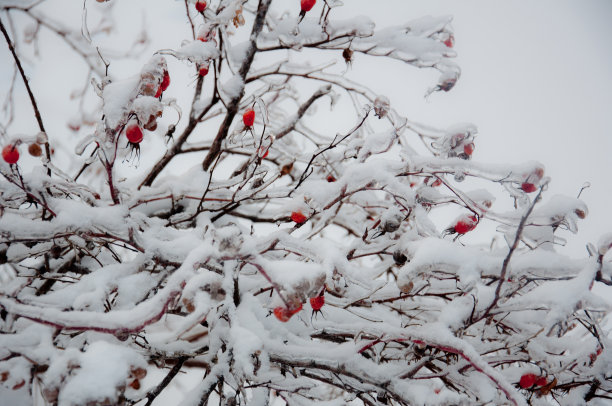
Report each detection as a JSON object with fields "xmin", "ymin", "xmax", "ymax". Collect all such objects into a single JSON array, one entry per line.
[
  {"xmin": 274, "ymin": 293, "xmax": 325, "ymax": 322},
  {"xmin": 519, "ymin": 373, "xmax": 549, "ymax": 389}
]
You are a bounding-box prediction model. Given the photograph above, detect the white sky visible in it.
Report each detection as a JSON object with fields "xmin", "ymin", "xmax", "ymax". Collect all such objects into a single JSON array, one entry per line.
[{"xmin": 336, "ymin": 1, "xmax": 612, "ymax": 257}]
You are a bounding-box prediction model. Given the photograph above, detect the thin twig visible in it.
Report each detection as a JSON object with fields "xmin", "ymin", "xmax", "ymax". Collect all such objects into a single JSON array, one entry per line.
[
  {"xmin": 0, "ymin": 17, "xmax": 52, "ymax": 175},
  {"xmin": 483, "ymin": 187, "xmax": 544, "ymax": 316},
  {"xmin": 201, "ymin": 0, "xmax": 273, "ymax": 171},
  {"xmin": 144, "ymin": 356, "xmax": 188, "ymax": 406}
]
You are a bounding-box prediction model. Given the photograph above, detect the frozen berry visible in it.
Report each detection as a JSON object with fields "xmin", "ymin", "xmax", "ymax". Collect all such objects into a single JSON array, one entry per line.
[
  {"xmin": 195, "ymin": 1, "xmax": 206, "ymax": 12},
  {"xmin": 161, "ymin": 70, "xmax": 170, "ymax": 92},
  {"xmin": 301, "ymin": 0, "xmax": 316, "ymax": 12},
  {"xmin": 521, "ymin": 183, "xmax": 537, "ymax": 193},
  {"xmin": 2, "ymin": 144, "xmax": 19, "ymax": 164},
  {"xmin": 243, "ymin": 109, "xmax": 255, "ymax": 127},
  {"xmin": 519, "ymin": 373, "xmax": 537, "ymax": 389},
  {"xmin": 273, "ymin": 304, "xmax": 302, "ymax": 322},
  {"xmin": 444, "ymin": 34, "xmax": 454, "ymax": 48},
  {"xmin": 310, "ymin": 295, "xmax": 324, "ymax": 311},
  {"xmin": 126, "ymin": 123, "xmax": 144, "ymax": 144},
  {"xmin": 198, "ymin": 64, "xmax": 209, "ymax": 77},
  {"xmin": 451, "ymin": 214, "xmax": 478, "ymax": 235},
  {"xmin": 291, "ymin": 211, "xmax": 307, "ymax": 224}
]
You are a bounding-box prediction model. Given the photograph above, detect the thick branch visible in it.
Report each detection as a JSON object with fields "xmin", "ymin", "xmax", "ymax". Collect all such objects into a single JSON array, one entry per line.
[
  {"xmin": 201, "ymin": 0, "xmax": 273, "ymax": 171},
  {"xmin": 139, "ymin": 75, "xmax": 207, "ymax": 188}
]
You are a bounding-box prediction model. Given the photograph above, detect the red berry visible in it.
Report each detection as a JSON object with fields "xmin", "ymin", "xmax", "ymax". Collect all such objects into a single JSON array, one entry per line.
[
  {"xmin": 291, "ymin": 211, "xmax": 307, "ymax": 224},
  {"xmin": 154, "ymin": 85, "xmax": 162, "ymax": 98},
  {"xmin": 301, "ymin": 0, "xmax": 316, "ymax": 12},
  {"xmin": 521, "ymin": 183, "xmax": 537, "ymax": 193},
  {"xmin": 126, "ymin": 123, "xmax": 144, "ymax": 144},
  {"xmin": 453, "ymin": 214, "xmax": 478, "ymax": 234},
  {"xmin": 243, "ymin": 109, "xmax": 255, "ymax": 127},
  {"xmin": 129, "ymin": 379, "xmax": 141, "ymax": 390},
  {"xmin": 326, "ymin": 175, "xmax": 336, "ymax": 182},
  {"xmin": 274, "ymin": 304, "xmax": 302, "ymax": 322},
  {"xmin": 463, "ymin": 142, "xmax": 474, "ymax": 156},
  {"xmin": 2, "ymin": 144, "xmax": 19, "ymax": 164},
  {"xmin": 161, "ymin": 70, "xmax": 170, "ymax": 91},
  {"xmin": 258, "ymin": 146, "xmax": 268, "ymax": 159},
  {"xmin": 198, "ymin": 64, "xmax": 209, "ymax": 77},
  {"xmin": 310, "ymin": 295, "xmax": 324, "ymax": 311},
  {"xmin": 444, "ymin": 34, "xmax": 454, "ymax": 48},
  {"xmin": 273, "ymin": 307, "xmax": 289, "ymax": 322},
  {"xmin": 535, "ymin": 377, "xmax": 548, "ymax": 387},
  {"xmin": 519, "ymin": 373, "xmax": 538, "ymax": 389},
  {"xmin": 519, "ymin": 373, "xmax": 537, "ymax": 389},
  {"xmin": 431, "ymin": 179, "xmax": 442, "ymax": 187},
  {"xmin": 195, "ymin": 1, "xmax": 206, "ymax": 12}
]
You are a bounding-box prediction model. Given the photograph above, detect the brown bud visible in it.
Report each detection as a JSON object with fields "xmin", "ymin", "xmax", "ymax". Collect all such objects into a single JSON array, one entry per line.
[
  {"xmin": 342, "ymin": 48, "xmax": 353, "ymax": 64},
  {"xmin": 131, "ymin": 367, "xmax": 147, "ymax": 380},
  {"xmin": 393, "ymin": 251, "xmax": 407, "ymax": 266},
  {"xmin": 183, "ymin": 298, "xmax": 196, "ymax": 313},
  {"xmin": 280, "ymin": 162, "xmax": 294, "ymax": 176},
  {"xmin": 399, "ymin": 280, "xmax": 414, "ymax": 294},
  {"xmin": 129, "ymin": 379, "xmax": 140, "ymax": 390},
  {"xmin": 28, "ymin": 143, "xmax": 42, "ymax": 157}
]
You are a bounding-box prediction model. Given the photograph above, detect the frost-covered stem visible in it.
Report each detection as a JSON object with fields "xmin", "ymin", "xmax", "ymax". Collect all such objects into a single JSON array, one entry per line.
[
  {"xmin": 5, "ymin": 6, "xmax": 105, "ymax": 76},
  {"xmin": 201, "ymin": 0, "xmax": 273, "ymax": 171},
  {"xmin": 268, "ymin": 354, "xmax": 405, "ymax": 403},
  {"xmin": 184, "ymin": 0, "xmax": 196, "ymax": 40},
  {"xmin": 73, "ymin": 144, "xmax": 98, "ymax": 181},
  {"xmin": 143, "ymin": 355, "xmax": 188, "ymax": 406},
  {"xmin": 0, "ymin": 18, "xmax": 52, "ymax": 175},
  {"xmin": 411, "ymin": 339, "xmax": 522, "ymax": 406},
  {"xmin": 275, "ymin": 85, "xmax": 332, "ymax": 140},
  {"xmin": 0, "ymin": 170, "xmax": 57, "ymax": 217},
  {"xmin": 248, "ymin": 261, "xmax": 290, "ymax": 308},
  {"xmin": 293, "ymin": 110, "xmax": 370, "ymax": 192},
  {"xmin": 105, "ymin": 160, "xmax": 120, "ymax": 204},
  {"xmin": 483, "ymin": 187, "xmax": 543, "ymax": 316},
  {"xmin": 140, "ymin": 75, "xmax": 215, "ymax": 188},
  {"xmin": 129, "ymin": 194, "xmax": 231, "ymax": 210},
  {"xmin": 595, "ymin": 253, "xmax": 612, "ymax": 285}
]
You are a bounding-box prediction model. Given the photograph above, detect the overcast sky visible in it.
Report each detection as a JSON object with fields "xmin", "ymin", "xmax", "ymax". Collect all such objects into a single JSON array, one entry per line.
[{"xmin": 337, "ymin": 1, "xmax": 612, "ymax": 257}]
